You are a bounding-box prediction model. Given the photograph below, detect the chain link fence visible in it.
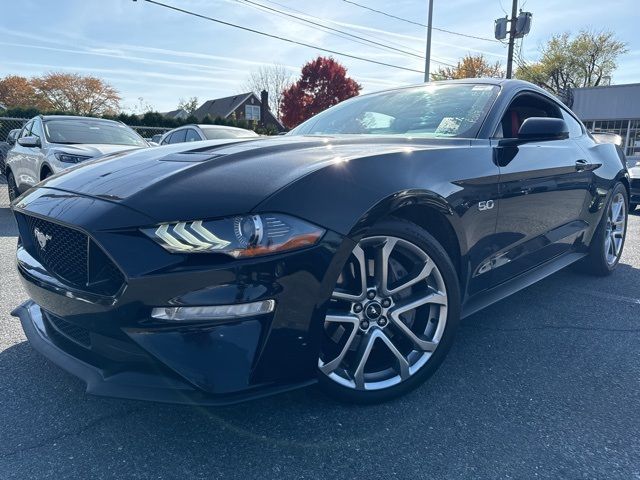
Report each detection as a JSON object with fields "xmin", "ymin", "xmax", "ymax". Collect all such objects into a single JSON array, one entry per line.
[{"xmin": 0, "ymin": 117, "xmax": 170, "ymax": 142}]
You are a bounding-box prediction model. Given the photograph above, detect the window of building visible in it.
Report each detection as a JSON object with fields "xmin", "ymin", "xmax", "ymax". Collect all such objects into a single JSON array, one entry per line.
[{"xmin": 245, "ymin": 105, "xmax": 261, "ymax": 121}]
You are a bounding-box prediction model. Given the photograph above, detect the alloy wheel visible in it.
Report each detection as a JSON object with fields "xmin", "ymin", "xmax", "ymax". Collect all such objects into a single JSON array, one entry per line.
[
  {"xmin": 319, "ymin": 235, "xmax": 448, "ymax": 391},
  {"xmin": 604, "ymin": 192, "xmax": 626, "ymax": 266}
]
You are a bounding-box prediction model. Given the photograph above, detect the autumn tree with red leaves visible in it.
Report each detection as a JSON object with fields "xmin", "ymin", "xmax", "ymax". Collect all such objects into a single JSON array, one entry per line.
[{"xmin": 281, "ymin": 57, "xmax": 361, "ymax": 129}]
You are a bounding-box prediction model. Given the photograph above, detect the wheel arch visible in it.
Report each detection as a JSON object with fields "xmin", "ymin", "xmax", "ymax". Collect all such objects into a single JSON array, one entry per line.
[
  {"xmin": 40, "ymin": 163, "xmax": 53, "ymax": 181},
  {"xmin": 348, "ymin": 190, "xmax": 467, "ymax": 290}
]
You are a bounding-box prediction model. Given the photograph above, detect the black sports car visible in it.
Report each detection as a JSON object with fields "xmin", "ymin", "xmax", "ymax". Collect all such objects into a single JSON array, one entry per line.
[{"xmin": 11, "ymin": 79, "xmax": 630, "ymax": 404}]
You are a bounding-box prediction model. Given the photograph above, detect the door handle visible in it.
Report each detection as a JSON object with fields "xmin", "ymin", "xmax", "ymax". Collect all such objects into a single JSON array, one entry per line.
[{"xmin": 575, "ymin": 159, "xmax": 589, "ymax": 171}]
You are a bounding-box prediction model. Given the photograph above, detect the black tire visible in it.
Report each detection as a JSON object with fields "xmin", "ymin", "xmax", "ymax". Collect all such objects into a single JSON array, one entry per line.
[
  {"xmin": 41, "ymin": 169, "xmax": 52, "ymax": 181},
  {"xmin": 6, "ymin": 171, "xmax": 18, "ymax": 202},
  {"xmin": 581, "ymin": 182, "xmax": 628, "ymax": 276},
  {"xmin": 318, "ymin": 217, "xmax": 461, "ymax": 403}
]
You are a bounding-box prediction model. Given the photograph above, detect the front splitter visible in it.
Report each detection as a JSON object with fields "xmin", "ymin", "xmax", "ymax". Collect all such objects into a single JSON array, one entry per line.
[{"xmin": 12, "ymin": 301, "xmax": 317, "ymax": 406}]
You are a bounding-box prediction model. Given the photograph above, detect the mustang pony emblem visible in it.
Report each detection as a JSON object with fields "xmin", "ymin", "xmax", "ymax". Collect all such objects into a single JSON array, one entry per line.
[{"xmin": 34, "ymin": 227, "xmax": 52, "ymax": 250}]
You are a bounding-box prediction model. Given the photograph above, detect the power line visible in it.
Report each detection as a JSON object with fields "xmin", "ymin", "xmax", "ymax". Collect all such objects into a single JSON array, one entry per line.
[
  {"xmin": 247, "ymin": 0, "xmax": 456, "ymax": 67},
  {"xmin": 236, "ymin": 0, "xmax": 424, "ymax": 60},
  {"xmin": 142, "ymin": 0, "xmax": 425, "ymax": 74},
  {"xmin": 261, "ymin": 0, "xmax": 424, "ymax": 55},
  {"xmin": 342, "ymin": 0, "xmax": 502, "ymax": 44}
]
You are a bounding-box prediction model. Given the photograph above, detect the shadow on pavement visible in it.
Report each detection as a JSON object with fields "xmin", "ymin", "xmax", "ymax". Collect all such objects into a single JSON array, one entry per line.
[{"xmin": 1, "ymin": 255, "xmax": 639, "ymax": 477}]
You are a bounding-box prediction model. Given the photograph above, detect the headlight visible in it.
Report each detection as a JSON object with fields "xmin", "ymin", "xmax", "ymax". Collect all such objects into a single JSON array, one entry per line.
[
  {"xmin": 55, "ymin": 152, "xmax": 92, "ymax": 163},
  {"xmin": 141, "ymin": 213, "xmax": 325, "ymax": 258}
]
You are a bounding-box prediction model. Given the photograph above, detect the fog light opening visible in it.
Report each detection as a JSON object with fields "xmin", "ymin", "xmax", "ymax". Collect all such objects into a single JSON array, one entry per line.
[{"xmin": 151, "ymin": 300, "xmax": 275, "ymax": 322}]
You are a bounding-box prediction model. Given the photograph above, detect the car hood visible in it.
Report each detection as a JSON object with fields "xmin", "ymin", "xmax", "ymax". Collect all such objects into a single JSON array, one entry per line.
[
  {"xmin": 50, "ymin": 143, "xmax": 140, "ymax": 158},
  {"xmin": 42, "ymin": 136, "xmax": 466, "ymax": 224}
]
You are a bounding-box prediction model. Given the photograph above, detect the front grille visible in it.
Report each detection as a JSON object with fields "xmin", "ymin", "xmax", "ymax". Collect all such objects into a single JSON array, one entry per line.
[
  {"xmin": 16, "ymin": 214, "xmax": 125, "ymax": 296},
  {"xmin": 25, "ymin": 215, "xmax": 89, "ymax": 287},
  {"xmin": 47, "ymin": 314, "xmax": 91, "ymax": 348}
]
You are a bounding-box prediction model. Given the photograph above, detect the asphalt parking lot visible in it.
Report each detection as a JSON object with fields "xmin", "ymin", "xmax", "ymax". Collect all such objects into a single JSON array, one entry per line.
[{"xmin": 0, "ymin": 178, "xmax": 638, "ymax": 480}]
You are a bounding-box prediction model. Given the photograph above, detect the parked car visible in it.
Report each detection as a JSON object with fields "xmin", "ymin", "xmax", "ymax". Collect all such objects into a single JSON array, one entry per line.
[
  {"xmin": 5, "ymin": 115, "xmax": 148, "ymax": 201},
  {"xmin": 158, "ymin": 124, "xmax": 258, "ymax": 145},
  {"xmin": 150, "ymin": 133, "xmax": 163, "ymax": 144},
  {"xmin": 591, "ymin": 131, "xmax": 623, "ymax": 147},
  {"xmin": 0, "ymin": 128, "xmax": 21, "ymax": 175},
  {"xmin": 629, "ymin": 157, "xmax": 639, "ymax": 211},
  {"xmin": 11, "ymin": 79, "xmax": 630, "ymax": 405}
]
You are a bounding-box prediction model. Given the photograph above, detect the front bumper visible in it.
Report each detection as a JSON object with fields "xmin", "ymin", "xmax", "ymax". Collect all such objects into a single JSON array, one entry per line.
[
  {"xmin": 13, "ymin": 301, "xmax": 317, "ymax": 405},
  {"xmin": 12, "ymin": 188, "xmax": 352, "ymax": 404}
]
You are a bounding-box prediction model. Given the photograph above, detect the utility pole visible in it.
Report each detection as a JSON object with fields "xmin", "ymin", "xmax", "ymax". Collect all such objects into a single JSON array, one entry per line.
[
  {"xmin": 505, "ymin": 0, "xmax": 518, "ymax": 79},
  {"xmin": 424, "ymin": 0, "xmax": 434, "ymax": 82}
]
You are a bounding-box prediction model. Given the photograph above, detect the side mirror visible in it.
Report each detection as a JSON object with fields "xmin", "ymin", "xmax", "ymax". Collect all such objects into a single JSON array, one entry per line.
[
  {"xmin": 17, "ymin": 136, "xmax": 41, "ymax": 148},
  {"xmin": 7, "ymin": 129, "xmax": 19, "ymax": 146},
  {"xmin": 517, "ymin": 117, "xmax": 569, "ymax": 142}
]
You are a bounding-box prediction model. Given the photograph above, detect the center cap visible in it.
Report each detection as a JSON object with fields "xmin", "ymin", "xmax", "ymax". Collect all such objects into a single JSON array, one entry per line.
[{"xmin": 365, "ymin": 301, "xmax": 382, "ymax": 320}]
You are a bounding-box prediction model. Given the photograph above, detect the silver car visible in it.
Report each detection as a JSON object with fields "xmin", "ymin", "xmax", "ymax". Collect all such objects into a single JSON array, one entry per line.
[
  {"xmin": 5, "ymin": 115, "xmax": 148, "ymax": 201},
  {"xmin": 159, "ymin": 124, "xmax": 258, "ymax": 145}
]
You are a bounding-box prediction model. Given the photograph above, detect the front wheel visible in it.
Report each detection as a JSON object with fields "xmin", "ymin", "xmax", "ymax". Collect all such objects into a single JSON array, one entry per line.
[
  {"xmin": 582, "ymin": 182, "xmax": 628, "ymax": 276},
  {"xmin": 318, "ymin": 218, "xmax": 461, "ymax": 403}
]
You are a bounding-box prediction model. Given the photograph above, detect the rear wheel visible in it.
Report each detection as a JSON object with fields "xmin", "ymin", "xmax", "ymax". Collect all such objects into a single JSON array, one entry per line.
[
  {"xmin": 318, "ymin": 218, "xmax": 461, "ymax": 403},
  {"xmin": 582, "ymin": 182, "xmax": 628, "ymax": 276},
  {"xmin": 6, "ymin": 171, "xmax": 18, "ymax": 202}
]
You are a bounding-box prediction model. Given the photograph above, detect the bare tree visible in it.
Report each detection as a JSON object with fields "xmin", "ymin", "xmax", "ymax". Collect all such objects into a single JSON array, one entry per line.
[
  {"xmin": 243, "ymin": 64, "xmax": 292, "ymax": 120},
  {"xmin": 177, "ymin": 96, "xmax": 199, "ymax": 115}
]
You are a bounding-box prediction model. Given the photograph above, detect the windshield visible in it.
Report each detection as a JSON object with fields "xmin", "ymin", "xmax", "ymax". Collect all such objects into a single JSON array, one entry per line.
[
  {"xmin": 290, "ymin": 83, "xmax": 500, "ymax": 138},
  {"xmin": 44, "ymin": 119, "xmax": 147, "ymax": 146},
  {"xmin": 201, "ymin": 127, "xmax": 258, "ymax": 140}
]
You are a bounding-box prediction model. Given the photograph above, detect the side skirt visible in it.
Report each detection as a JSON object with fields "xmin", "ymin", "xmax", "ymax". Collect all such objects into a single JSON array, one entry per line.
[{"xmin": 461, "ymin": 252, "xmax": 586, "ymax": 319}]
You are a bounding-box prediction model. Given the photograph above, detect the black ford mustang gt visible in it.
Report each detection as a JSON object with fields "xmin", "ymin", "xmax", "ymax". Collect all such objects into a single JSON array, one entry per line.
[{"xmin": 11, "ymin": 79, "xmax": 629, "ymax": 405}]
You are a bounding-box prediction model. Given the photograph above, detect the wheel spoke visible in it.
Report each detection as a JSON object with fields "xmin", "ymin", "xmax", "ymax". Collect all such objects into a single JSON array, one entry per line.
[
  {"xmin": 387, "ymin": 258, "xmax": 435, "ymax": 296},
  {"xmin": 611, "ymin": 199, "xmax": 623, "ymax": 222},
  {"xmin": 374, "ymin": 238, "xmax": 397, "ymax": 294},
  {"xmin": 352, "ymin": 331, "xmax": 377, "ymax": 389},
  {"xmin": 319, "ymin": 314, "xmax": 359, "ymax": 375},
  {"xmin": 389, "ymin": 314, "xmax": 438, "ymax": 352},
  {"xmin": 332, "ymin": 244, "xmax": 367, "ymax": 302},
  {"xmin": 376, "ymin": 330, "xmax": 411, "ymax": 380},
  {"xmin": 352, "ymin": 329, "xmax": 410, "ymax": 388},
  {"xmin": 391, "ymin": 289, "xmax": 447, "ymax": 316}
]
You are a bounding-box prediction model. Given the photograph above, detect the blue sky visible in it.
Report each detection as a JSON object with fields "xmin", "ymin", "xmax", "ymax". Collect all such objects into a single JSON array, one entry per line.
[{"xmin": 2, "ymin": 0, "xmax": 638, "ymax": 113}]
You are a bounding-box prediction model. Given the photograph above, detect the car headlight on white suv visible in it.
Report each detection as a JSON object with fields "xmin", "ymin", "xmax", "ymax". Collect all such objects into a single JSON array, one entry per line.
[{"xmin": 55, "ymin": 152, "xmax": 92, "ymax": 163}]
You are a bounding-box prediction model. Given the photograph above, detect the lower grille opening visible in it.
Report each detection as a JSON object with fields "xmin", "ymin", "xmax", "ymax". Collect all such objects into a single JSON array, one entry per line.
[{"xmin": 47, "ymin": 315, "xmax": 91, "ymax": 348}]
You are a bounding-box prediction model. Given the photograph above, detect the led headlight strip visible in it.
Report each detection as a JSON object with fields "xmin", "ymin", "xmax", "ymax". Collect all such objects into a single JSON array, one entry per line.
[
  {"xmin": 142, "ymin": 214, "xmax": 325, "ymax": 258},
  {"xmin": 153, "ymin": 221, "xmax": 231, "ymax": 252}
]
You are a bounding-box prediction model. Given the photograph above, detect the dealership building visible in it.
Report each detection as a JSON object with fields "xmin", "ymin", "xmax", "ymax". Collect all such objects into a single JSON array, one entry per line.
[{"xmin": 571, "ymin": 83, "xmax": 640, "ymax": 159}]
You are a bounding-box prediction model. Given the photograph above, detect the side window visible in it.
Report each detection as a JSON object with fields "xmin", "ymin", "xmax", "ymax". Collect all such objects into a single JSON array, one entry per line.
[
  {"xmin": 495, "ymin": 93, "xmax": 560, "ymax": 139},
  {"xmin": 184, "ymin": 129, "xmax": 201, "ymax": 142},
  {"xmin": 20, "ymin": 121, "xmax": 33, "ymax": 139},
  {"xmin": 560, "ymin": 109, "xmax": 584, "ymax": 138},
  {"xmin": 161, "ymin": 133, "xmax": 173, "ymax": 145},
  {"xmin": 30, "ymin": 119, "xmax": 44, "ymax": 143},
  {"xmin": 169, "ymin": 129, "xmax": 187, "ymax": 144}
]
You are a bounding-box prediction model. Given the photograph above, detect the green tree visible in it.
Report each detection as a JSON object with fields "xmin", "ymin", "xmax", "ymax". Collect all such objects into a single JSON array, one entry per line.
[{"xmin": 516, "ymin": 30, "xmax": 627, "ymax": 98}]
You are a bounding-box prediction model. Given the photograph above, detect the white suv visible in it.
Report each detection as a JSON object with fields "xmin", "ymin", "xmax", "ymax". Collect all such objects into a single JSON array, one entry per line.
[{"xmin": 5, "ymin": 115, "xmax": 148, "ymax": 201}]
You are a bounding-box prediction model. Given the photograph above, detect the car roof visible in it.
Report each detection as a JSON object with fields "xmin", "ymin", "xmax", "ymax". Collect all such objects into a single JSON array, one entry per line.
[{"xmin": 40, "ymin": 115, "xmax": 121, "ymax": 123}]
